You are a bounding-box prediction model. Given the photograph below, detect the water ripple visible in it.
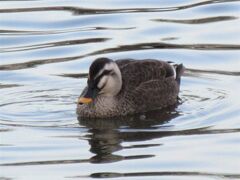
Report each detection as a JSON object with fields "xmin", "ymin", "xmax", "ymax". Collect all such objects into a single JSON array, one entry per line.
[
  {"xmin": 85, "ymin": 171, "xmax": 240, "ymax": 179},
  {"xmin": 0, "ymin": 38, "xmax": 110, "ymax": 53},
  {"xmin": 0, "ymin": 43, "xmax": 239, "ymax": 71},
  {"xmin": 152, "ymin": 16, "xmax": 237, "ymax": 24},
  {"xmin": 0, "ymin": 27, "xmax": 135, "ymax": 36},
  {"xmin": 0, "ymin": 0, "xmax": 239, "ymax": 15}
]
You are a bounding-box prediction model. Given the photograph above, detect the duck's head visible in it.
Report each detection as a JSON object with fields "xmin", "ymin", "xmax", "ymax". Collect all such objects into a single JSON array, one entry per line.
[{"xmin": 78, "ymin": 57, "xmax": 122, "ymax": 104}]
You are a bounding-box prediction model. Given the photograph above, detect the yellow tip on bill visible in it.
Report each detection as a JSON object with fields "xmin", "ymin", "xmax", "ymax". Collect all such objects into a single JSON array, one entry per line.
[{"xmin": 78, "ymin": 97, "xmax": 93, "ymax": 104}]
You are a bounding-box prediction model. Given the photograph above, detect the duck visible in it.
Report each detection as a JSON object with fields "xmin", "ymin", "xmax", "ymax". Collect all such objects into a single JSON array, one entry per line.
[{"xmin": 77, "ymin": 57, "xmax": 184, "ymax": 118}]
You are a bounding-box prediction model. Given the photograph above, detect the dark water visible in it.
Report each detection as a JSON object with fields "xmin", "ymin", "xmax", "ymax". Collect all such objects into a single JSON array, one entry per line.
[{"xmin": 1, "ymin": 0, "xmax": 240, "ymax": 179}]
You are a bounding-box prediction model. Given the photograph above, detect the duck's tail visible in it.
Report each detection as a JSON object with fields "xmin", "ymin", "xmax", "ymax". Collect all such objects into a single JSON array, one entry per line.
[{"xmin": 173, "ymin": 64, "xmax": 185, "ymax": 85}]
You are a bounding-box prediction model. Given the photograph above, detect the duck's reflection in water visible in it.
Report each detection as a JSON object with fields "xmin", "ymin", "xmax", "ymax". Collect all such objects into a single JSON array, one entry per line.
[{"xmin": 78, "ymin": 104, "xmax": 180, "ymax": 164}]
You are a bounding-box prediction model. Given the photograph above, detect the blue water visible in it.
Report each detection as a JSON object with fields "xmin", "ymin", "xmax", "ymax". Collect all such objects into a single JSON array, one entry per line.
[{"xmin": 0, "ymin": 0, "xmax": 240, "ymax": 179}]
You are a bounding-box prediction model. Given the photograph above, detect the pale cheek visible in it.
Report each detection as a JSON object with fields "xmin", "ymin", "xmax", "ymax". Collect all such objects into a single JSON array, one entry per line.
[
  {"xmin": 106, "ymin": 78, "xmax": 115, "ymax": 90},
  {"xmin": 98, "ymin": 76, "xmax": 107, "ymax": 89},
  {"xmin": 102, "ymin": 78, "xmax": 116, "ymax": 95}
]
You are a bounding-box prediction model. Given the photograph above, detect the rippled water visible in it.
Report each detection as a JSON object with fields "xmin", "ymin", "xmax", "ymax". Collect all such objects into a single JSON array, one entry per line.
[{"xmin": 1, "ymin": 0, "xmax": 240, "ymax": 179}]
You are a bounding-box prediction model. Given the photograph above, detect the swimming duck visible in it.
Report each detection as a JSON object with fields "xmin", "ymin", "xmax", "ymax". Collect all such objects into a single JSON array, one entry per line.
[{"xmin": 77, "ymin": 57, "xmax": 184, "ymax": 118}]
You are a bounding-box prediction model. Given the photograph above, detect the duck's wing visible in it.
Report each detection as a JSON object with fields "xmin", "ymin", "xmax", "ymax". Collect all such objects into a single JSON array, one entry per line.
[
  {"xmin": 131, "ymin": 78, "xmax": 179, "ymax": 111},
  {"xmin": 117, "ymin": 59, "xmax": 177, "ymax": 91},
  {"xmin": 115, "ymin": 59, "xmax": 135, "ymax": 69}
]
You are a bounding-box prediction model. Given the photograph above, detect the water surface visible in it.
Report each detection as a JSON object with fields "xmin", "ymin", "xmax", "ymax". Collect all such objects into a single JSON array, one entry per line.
[{"xmin": 0, "ymin": 0, "xmax": 240, "ymax": 179}]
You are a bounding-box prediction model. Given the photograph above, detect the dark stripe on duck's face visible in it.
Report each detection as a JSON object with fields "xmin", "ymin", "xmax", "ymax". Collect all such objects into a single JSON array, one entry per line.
[
  {"xmin": 96, "ymin": 70, "xmax": 114, "ymax": 90},
  {"xmin": 81, "ymin": 70, "xmax": 112, "ymax": 100},
  {"xmin": 94, "ymin": 70, "xmax": 112, "ymax": 86},
  {"xmin": 89, "ymin": 57, "xmax": 112, "ymax": 79}
]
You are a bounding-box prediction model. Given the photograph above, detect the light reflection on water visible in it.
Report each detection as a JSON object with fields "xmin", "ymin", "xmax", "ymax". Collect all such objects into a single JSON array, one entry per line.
[{"xmin": 0, "ymin": 0, "xmax": 240, "ymax": 179}]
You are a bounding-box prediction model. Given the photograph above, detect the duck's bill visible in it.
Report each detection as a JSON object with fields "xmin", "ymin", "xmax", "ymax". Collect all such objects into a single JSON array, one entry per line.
[
  {"xmin": 78, "ymin": 97, "xmax": 93, "ymax": 104},
  {"xmin": 78, "ymin": 85, "xmax": 99, "ymax": 104}
]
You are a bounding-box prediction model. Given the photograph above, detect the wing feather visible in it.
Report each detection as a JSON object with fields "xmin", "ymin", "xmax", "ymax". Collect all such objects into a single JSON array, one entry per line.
[
  {"xmin": 116, "ymin": 59, "xmax": 175, "ymax": 91},
  {"xmin": 131, "ymin": 79, "xmax": 179, "ymax": 112}
]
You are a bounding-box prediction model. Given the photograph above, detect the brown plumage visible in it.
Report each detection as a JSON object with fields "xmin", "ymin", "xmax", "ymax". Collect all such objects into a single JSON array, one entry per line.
[{"xmin": 77, "ymin": 58, "xmax": 184, "ymax": 118}]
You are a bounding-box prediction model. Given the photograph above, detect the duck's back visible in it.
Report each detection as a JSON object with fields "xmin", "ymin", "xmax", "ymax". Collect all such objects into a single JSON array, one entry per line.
[{"xmin": 116, "ymin": 59, "xmax": 183, "ymax": 112}]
